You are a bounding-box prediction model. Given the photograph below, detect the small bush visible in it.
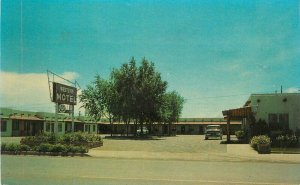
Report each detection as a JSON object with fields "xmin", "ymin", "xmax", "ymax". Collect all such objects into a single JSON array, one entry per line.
[
  {"xmin": 235, "ymin": 130, "xmax": 245, "ymax": 140},
  {"xmin": 1, "ymin": 143, "xmax": 7, "ymax": 151},
  {"xmin": 50, "ymin": 144, "xmax": 66, "ymax": 153},
  {"xmin": 5, "ymin": 143, "xmax": 20, "ymax": 152},
  {"xmin": 276, "ymin": 134, "xmax": 299, "ymax": 148},
  {"xmin": 68, "ymin": 146, "xmax": 79, "ymax": 153},
  {"xmin": 250, "ymin": 135, "xmax": 271, "ymax": 149},
  {"xmin": 19, "ymin": 144, "xmax": 31, "ymax": 151},
  {"xmin": 36, "ymin": 143, "xmax": 52, "ymax": 153},
  {"xmin": 78, "ymin": 146, "xmax": 89, "ymax": 154},
  {"xmin": 21, "ymin": 133, "xmax": 60, "ymax": 146}
]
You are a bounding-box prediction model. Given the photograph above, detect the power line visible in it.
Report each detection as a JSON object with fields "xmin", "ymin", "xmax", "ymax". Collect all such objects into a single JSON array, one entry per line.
[{"xmin": 184, "ymin": 93, "xmax": 250, "ymax": 101}]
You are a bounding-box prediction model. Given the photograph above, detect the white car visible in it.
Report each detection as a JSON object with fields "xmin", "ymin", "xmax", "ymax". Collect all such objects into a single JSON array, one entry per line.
[
  {"xmin": 137, "ymin": 126, "xmax": 149, "ymax": 135},
  {"xmin": 205, "ymin": 125, "xmax": 223, "ymax": 140}
]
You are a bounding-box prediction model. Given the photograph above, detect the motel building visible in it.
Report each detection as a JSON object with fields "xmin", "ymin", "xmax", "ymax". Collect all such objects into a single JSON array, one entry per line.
[
  {"xmin": 222, "ymin": 93, "xmax": 300, "ymax": 140},
  {"xmin": 0, "ymin": 108, "xmax": 98, "ymax": 137},
  {"xmin": 0, "ymin": 107, "xmax": 242, "ymax": 137},
  {"xmin": 97, "ymin": 118, "xmax": 241, "ymax": 136}
]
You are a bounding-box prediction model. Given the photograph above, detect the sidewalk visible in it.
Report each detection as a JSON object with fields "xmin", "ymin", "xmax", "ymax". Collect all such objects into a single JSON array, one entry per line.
[
  {"xmin": 225, "ymin": 144, "xmax": 300, "ymax": 163},
  {"xmin": 89, "ymin": 144, "xmax": 300, "ymax": 163}
]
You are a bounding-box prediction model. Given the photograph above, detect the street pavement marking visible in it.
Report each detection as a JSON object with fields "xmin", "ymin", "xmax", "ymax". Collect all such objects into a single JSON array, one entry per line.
[{"xmin": 81, "ymin": 175, "xmax": 298, "ymax": 185}]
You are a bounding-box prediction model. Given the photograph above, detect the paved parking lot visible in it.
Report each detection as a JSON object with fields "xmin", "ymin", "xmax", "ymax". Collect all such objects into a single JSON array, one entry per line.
[{"xmin": 97, "ymin": 135, "xmax": 227, "ymax": 153}]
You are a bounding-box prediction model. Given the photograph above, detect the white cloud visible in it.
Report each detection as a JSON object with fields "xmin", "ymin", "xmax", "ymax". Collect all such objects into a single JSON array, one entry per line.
[
  {"xmin": 0, "ymin": 71, "xmax": 84, "ymax": 115},
  {"xmin": 285, "ymin": 87, "xmax": 299, "ymax": 93}
]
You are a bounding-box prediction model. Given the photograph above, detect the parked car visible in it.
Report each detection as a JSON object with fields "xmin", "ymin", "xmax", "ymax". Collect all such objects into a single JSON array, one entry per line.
[
  {"xmin": 205, "ymin": 125, "xmax": 222, "ymax": 140},
  {"xmin": 137, "ymin": 126, "xmax": 149, "ymax": 136}
]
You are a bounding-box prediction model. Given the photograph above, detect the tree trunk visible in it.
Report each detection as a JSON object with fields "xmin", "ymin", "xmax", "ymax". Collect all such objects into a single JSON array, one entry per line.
[
  {"xmin": 110, "ymin": 118, "xmax": 113, "ymax": 137},
  {"xmin": 126, "ymin": 120, "xmax": 130, "ymax": 136}
]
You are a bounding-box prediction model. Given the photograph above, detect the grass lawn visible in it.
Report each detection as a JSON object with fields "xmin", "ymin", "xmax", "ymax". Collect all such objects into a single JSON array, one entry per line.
[
  {"xmin": 1, "ymin": 137, "xmax": 23, "ymax": 144},
  {"xmin": 271, "ymin": 147, "xmax": 300, "ymax": 154}
]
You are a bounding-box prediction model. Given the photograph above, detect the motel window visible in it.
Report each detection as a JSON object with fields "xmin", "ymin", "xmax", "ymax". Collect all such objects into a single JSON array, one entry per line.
[
  {"xmin": 268, "ymin": 114, "xmax": 278, "ymax": 124},
  {"xmin": 279, "ymin": 114, "xmax": 289, "ymax": 125},
  {"xmin": 1, "ymin": 120, "xmax": 7, "ymax": 132},
  {"xmin": 46, "ymin": 122, "xmax": 51, "ymax": 132},
  {"xmin": 279, "ymin": 114, "xmax": 289, "ymax": 130},
  {"xmin": 268, "ymin": 113, "xmax": 289, "ymax": 130},
  {"xmin": 58, "ymin": 123, "xmax": 62, "ymax": 132},
  {"xmin": 85, "ymin": 125, "xmax": 89, "ymax": 132},
  {"xmin": 12, "ymin": 120, "xmax": 19, "ymax": 130},
  {"xmin": 66, "ymin": 123, "xmax": 72, "ymax": 132}
]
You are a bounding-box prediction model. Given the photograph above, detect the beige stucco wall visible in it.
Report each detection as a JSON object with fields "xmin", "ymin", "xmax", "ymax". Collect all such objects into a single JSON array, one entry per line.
[{"xmin": 250, "ymin": 93, "xmax": 300, "ymax": 131}]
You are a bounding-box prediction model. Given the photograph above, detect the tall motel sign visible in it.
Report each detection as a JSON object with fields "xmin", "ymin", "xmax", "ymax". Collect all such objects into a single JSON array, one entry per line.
[{"xmin": 48, "ymin": 70, "xmax": 78, "ymax": 133}]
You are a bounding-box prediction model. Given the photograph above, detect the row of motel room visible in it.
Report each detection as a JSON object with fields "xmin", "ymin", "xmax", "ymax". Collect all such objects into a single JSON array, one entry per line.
[{"xmin": 0, "ymin": 93, "xmax": 299, "ymax": 137}]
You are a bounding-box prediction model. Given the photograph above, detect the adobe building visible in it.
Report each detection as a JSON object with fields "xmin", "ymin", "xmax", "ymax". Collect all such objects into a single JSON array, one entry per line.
[{"xmin": 223, "ymin": 93, "xmax": 300, "ymax": 140}]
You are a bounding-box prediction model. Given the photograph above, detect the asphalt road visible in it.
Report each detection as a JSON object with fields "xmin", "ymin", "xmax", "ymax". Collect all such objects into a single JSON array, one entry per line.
[{"xmin": 2, "ymin": 155, "xmax": 300, "ymax": 185}]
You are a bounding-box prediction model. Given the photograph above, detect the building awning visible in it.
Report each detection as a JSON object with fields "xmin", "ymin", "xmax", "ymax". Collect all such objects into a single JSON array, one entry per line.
[
  {"xmin": 222, "ymin": 106, "xmax": 253, "ymax": 142},
  {"xmin": 10, "ymin": 115, "xmax": 43, "ymax": 121},
  {"xmin": 222, "ymin": 106, "xmax": 252, "ymax": 119}
]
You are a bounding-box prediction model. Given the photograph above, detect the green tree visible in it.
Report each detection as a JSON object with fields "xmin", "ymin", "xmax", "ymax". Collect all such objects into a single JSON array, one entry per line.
[
  {"xmin": 135, "ymin": 58, "xmax": 168, "ymax": 134},
  {"xmin": 160, "ymin": 91, "xmax": 185, "ymax": 135},
  {"xmin": 79, "ymin": 76, "xmax": 105, "ymax": 121},
  {"xmin": 111, "ymin": 58, "xmax": 138, "ymax": 135},
  {"xmin": 80, "ymin": 75, "xmax": 119, "ymax": 136},
  {"xmin": 80, "ymin": 57, "xmax": 184, "ymax": 137}
]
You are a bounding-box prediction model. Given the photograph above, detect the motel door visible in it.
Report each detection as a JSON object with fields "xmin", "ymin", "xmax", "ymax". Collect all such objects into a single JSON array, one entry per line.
[{"xmin": 181, "ymin": 126, "xmax": 185, "ymax": 134}]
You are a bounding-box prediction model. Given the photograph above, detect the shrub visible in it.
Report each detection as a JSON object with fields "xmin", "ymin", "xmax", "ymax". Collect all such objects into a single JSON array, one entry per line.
[
  {"xmin": 68, "ymin": 146, "xmax": 79, "ymax": 153},
  {"xmin": 78, "ymin": 146, "xmax": 89, "ymax": 154},
  {"xmin": 61, "ymin": 134, "xmax": 72, "ymax": 144},
  {"xmin": 60, "ymin": 132, "xmax": 102, "ymax": 147},
  {"xmin": 50, "ymin": 144, "xmax": 66, "ymax": 153},
  {"xmin": 5, "ymin": 143, "xmax": 20, "ymax": 152},
  {"xmin": 19, "ymin": 144, "xmax": 31, "ymax": 151},
  {"xmin": 276, "ymin": 134, "xmax": 298, "ymax": 148},
  {"xmin": 250, "ymin": 135, "xmax": 271, "ymax": 149},
  {"xmin": 22, "ymin": 133, "xmax": 60, "ymax": 146},
  {"xmin": 47, "ymin": 133, "xmax": 59, "ymax": 144},
  {"xmin": 1, "ymin": 143, "xmax": 7, "ymax": 151},
  {"xmin": 235, "ymin": 130, "xmax": 245, "ymax": 140},
  {"xmin": 36, "ymin": 143, "xmax": 52, "ymax": 153}
]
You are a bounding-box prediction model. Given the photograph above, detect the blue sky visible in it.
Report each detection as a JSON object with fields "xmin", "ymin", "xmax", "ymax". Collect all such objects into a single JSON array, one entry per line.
[{"xmin": 1, "ymin": 0, "xmax": 300, "ymax": 117}]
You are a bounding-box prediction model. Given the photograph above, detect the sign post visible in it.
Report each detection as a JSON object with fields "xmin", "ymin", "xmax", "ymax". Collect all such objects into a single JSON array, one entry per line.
[{"xmin": 52, "ymin": 81, "xmax": 77, "ymax": 134}]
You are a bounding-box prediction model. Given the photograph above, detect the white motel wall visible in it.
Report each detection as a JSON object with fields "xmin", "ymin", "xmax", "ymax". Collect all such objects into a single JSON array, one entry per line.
[{"xmin": 245, "ymin": 93, "xmax": 300, "ymax": 131}]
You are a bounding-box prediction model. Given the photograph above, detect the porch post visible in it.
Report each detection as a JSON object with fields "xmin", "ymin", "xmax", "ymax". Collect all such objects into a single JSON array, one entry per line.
[{"xmin": 227, "ymin": 116, "xmax": 231, "ymax": 142}]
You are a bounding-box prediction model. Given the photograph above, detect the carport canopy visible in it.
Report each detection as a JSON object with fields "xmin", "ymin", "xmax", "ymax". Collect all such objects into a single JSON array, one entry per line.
[{"xmin": 222, "ymin": 106, "xmax": 253, "ymax": 142}]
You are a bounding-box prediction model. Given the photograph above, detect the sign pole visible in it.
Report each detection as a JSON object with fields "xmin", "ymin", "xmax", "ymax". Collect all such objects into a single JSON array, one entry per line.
[
  {"xmin": 71, "ymin": 105, "xmax": 74, "ymax": 132},
  {"xmin": 48, "ymin": 71, "xmax": 79, "ymax": 134},
  {"xmin": 55, "ymin": 102, "xmax": 58, "ymax": 134}
]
